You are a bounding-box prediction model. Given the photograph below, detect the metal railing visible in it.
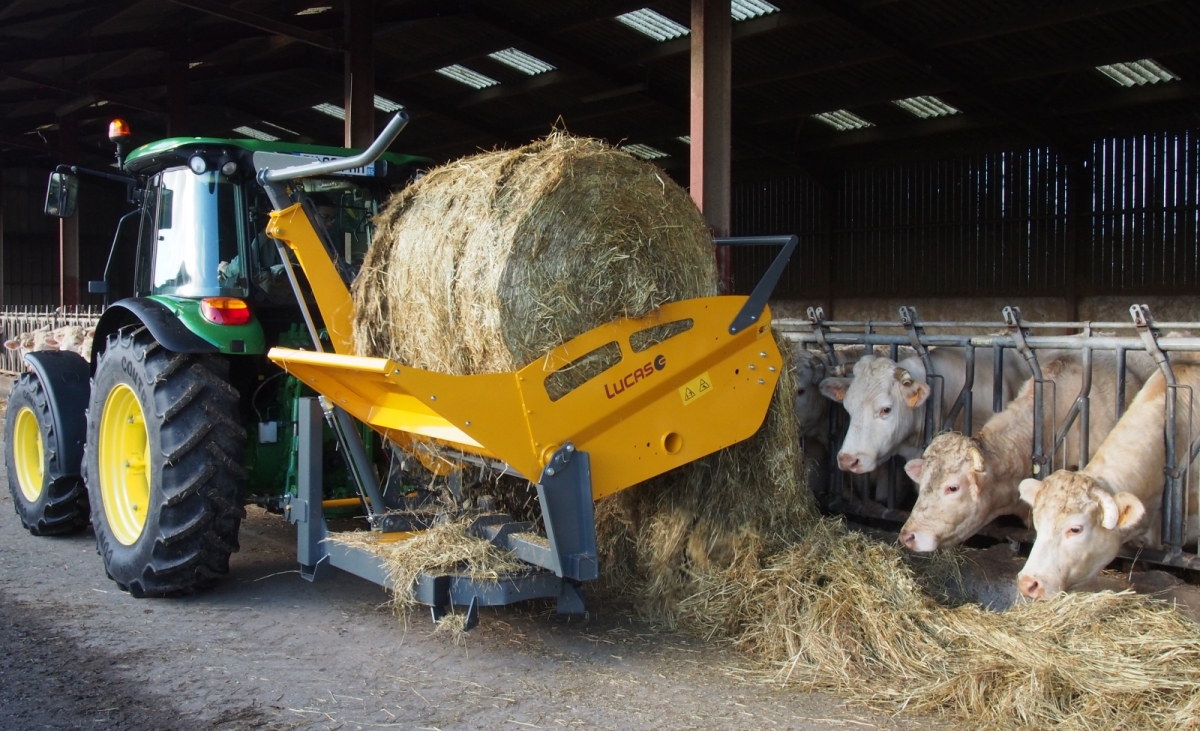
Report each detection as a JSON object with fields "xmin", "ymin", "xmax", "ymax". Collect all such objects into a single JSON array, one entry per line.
[
  {"xmin": 0, "ymin": 305, "xmax": 103, "ymax": 375},
  {"xmin": 777, "ymin": 303, "xmax": 1200, "ymax": 570}
]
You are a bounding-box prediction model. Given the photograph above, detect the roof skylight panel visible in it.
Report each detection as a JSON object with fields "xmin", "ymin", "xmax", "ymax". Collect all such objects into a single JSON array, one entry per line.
[
  {"xmin": 373, "ymin": 94, "xmax": 403, "ymax": 112},
  {"xmin": 677, "ymin": 135, "xmax": 691, "ymax": 144},
  {"xmin": 616, "ymin": 9, "xmax": 689, "ymax": 41},
  {"xmin": 295, "ymin": 6, "xmax": 332, "ymax": 16},
  {"xmin": 436, "ymin": 64, "xmax": 500, "ymax": 89},
  {"xmin": 312, "ymin": 102, "xmax": 346, "ymax": 120},
  {"xmin": 234, "ymin": 126, "xmax": 279, "ymax": 141},
  {"xmin": 892, "ymin": 96, "xmax": 960, "ymax": 118},
  {"xmin": 489, "ymin": 48, "xmax": 556, "ymax": 75},
  {"xmin": 812, "ymin": 110, "xmax": 874, "ymax": 131},
  {"xmin": 623, "ymin": 143, "xmax": 670, "ymax": 160},
  {"xmin": 1096, "ymin": 59, "xmax": 1180, "ymax": 87},
  {"xmin": 731, "ymin": 0, "xmax": 780, "ymax": 21}
]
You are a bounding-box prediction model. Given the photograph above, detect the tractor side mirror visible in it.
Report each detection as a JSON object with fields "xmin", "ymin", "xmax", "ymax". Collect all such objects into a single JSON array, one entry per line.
[{"xmin": 44, "ymin": 171, "xmax": 79, "ymax": 218}]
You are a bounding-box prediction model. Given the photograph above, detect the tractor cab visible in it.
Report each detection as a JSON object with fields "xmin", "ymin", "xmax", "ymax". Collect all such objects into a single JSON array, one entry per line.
[{"xmin": 117, "ymin": 135, "xmax": 426, "ymax": 312}]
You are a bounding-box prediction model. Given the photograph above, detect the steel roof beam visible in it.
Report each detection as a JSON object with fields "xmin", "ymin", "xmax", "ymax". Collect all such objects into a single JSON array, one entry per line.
[{"xmin": 165, "ymin": 0, "xmax": 344, "ymax": 51}]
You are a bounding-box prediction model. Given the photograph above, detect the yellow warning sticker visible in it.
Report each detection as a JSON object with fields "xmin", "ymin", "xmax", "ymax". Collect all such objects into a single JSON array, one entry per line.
[{"xmin": 679, "ymin": 371, "xmax": 714, "ymax": 406}]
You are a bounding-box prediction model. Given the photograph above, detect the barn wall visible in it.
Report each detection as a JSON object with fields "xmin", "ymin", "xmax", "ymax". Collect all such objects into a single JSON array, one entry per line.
[
  {"xmin": 739, "ymin": 127, "xmax": 1200, "ymax": 326},
  {"xmin": 1, "ymin": 165, "xmax": 125, "ymax": 307}
]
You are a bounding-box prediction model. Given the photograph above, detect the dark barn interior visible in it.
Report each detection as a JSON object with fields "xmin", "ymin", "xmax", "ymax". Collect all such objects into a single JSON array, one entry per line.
[{"xmin": 0, "ymin": 0, "xmax": 1197, "ymax": 312}]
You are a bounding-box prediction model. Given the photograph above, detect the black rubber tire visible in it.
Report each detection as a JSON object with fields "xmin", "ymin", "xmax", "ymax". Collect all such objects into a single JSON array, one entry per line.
[
  {"xmin": 84, "ymin": 328, "xmax": 247, "ymax": 597},
  {"xmin": 4, "ymin": 373, "xmax": 89, "ymax": 535}
]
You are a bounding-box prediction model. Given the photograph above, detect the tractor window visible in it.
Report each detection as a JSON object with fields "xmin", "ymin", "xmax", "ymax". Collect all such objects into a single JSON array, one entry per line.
[{"xmin": 150, "ymin": 168, "xmax": 248, "ymax": 298}]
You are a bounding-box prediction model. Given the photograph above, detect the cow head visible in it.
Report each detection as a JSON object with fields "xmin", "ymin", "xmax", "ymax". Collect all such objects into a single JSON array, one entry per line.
[
  {"xmin": 898, "ymin": 433, "xmax": 991, "ymax": 552},
  {"xmin": 792, "ymin": 348, "xmax": 830, "ymax": 439},
  {"xmin": 1016, "ymin": 471, "xmax": 1146, "ymax": 600},
  {"xmin": 821, "ymin": 355, "xmax": 931, "ymax": 474}
]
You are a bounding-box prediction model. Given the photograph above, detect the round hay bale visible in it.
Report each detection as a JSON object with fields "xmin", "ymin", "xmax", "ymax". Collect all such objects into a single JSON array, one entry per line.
[{"xmin": 352, "ymin": 133, "xmax": 718, "ymax": 372}]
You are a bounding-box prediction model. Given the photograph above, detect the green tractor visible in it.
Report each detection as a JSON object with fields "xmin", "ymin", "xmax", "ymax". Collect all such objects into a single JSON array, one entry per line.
[{"xmin": 6, "ymin": 115, "xmax": 427, "ymax": 597}]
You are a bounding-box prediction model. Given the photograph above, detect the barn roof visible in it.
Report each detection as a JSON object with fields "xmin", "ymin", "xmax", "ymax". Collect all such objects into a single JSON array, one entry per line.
[{"xmin": 1, "ymin": 0, "xmax": 1197, "ymax": 176}]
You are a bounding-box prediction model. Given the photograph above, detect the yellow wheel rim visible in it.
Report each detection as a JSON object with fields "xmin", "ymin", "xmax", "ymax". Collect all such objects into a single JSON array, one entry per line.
[
  {"xmin": 98, "ymin": 384, "xmax": 152, "ymax": 546},
  {"xmin": 12, "ymin": 407, "xmax": 45, "ymax": 503}
]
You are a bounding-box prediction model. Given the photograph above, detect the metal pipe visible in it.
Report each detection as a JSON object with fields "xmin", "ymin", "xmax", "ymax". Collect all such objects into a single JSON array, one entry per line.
[
  {"xmin": 261, "ymin": 111, "xmax": 410, "ymax": 182},
  {"xmin": 322, "ymin": 498, "xmax": 363, "ymax": 509},
  {"xmin": 1133, "ymin": 304, "xmax": 1182, "ymax": 551},
  {"xmin": 1005, "ymin": 307, "xmax": 1046, "ymax": 479},
  {"xmin": 1116, "ymin": 347, "xmax": 1128, "ymax": 420}
]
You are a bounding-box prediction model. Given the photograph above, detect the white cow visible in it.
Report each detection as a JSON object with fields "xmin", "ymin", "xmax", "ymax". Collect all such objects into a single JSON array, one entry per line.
[
  {"xmin": 4, "ymin": 327, "xmax": 59, "ymax": 359},
  {"xmin": 819, "ymin": 348, "xmax": 1029, "ymax": 475},
  {"xmin": 1017, "ymin": 360, "xmax": 1200, "ymax": 599},
  {"xmin": 899, "ymin": 352, "xmax": 1141, "ymax": 552},
  {"xmin": 50, "ymin": 325, "xmax": 95, "ymax": 361}
]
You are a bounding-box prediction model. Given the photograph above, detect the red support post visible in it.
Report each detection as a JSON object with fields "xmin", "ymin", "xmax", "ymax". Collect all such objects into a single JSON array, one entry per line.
[{"xmin": 690, "ymin": 0, "xmax": 732, "ymax": 293}]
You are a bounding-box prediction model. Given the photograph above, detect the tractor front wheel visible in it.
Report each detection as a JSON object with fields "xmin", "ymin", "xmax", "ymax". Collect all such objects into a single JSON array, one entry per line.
[
  {"xmin": 85, "ymin": 328, "xmax": 247, "ymax": 597},
  {"xmin": 4, "ymin": 373, "xmax": 89, "ymax": 535}
]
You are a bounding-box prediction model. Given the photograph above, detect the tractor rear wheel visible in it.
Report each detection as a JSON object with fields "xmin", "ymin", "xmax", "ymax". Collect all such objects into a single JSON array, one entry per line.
[
  {"xmin": 85, "ymin": 328, "xmax": 247, "ymax": 597},
  {"xmin": 4, "ymin": 373, "xmax": 89, "ymax": 535}
]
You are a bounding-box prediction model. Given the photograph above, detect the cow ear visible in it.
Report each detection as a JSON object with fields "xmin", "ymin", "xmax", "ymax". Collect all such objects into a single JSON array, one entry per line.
[
  {"xmin": 1018, "ymin": 478, "xmax": 1043, "ymax": 506},
  {"xmin": 811, "ymin": 359, "xmax": 826, "ymax": 384},
  {"xmin": 3, "ymin": 339, "xmax": 17, "ymax": 350},
  {"xmin": 904, "ymin": 458, "xmax": 924, "ymax": 482},
  {"xmin": 1112, "ymin": 492, "xmax": 1146, "ymax": 533},
  {"xmin": 819, "ymin": 377, "xmax": 852, "ymax": 402},
  {"xmin": 895, "ymin": 370, "xmax": 931, "ymax": 408}
]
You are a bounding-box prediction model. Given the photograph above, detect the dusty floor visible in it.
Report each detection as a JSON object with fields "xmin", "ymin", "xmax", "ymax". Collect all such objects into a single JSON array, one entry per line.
[{"xmin": 0, "ymin": 481, "xmax": 945, "ymax": 731}]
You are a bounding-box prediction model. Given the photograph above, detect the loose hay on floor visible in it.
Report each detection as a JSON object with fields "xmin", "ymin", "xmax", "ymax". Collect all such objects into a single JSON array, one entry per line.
[
  {"xmin": 349, "ymin": 132, "xmax": 1200, "ymax": 730},
  {"xmin": 327, "ymin": 523, "xmax": 526, "ymax": 619}
]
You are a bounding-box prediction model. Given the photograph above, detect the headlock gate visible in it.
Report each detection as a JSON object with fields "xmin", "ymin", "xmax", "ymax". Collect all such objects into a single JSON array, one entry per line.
[{"xmin": 777, "ymin": 304, "xmax": 1200, "ymax": 571}]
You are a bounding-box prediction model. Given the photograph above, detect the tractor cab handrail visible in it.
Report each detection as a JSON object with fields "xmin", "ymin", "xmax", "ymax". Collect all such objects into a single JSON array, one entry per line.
[{"xmin": 255, "ymin": 111, "xmax": 410, "ymax": 184}]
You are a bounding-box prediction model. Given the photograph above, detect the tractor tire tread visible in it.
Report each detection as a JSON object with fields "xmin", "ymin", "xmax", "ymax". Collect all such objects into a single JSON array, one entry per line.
[
  {"xmin": 86, "ymin": 329, "xmax": 244, "ymax": 597},
  {"xmin": 5, "ymin": 373, "xmax": 89, "ymax": 536}
]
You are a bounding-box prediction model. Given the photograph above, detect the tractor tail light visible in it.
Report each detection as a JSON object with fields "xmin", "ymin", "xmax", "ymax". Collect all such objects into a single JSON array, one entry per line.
[{"xmin": 200, "ymin": 297, "xmax": 251, "ymax": 326}]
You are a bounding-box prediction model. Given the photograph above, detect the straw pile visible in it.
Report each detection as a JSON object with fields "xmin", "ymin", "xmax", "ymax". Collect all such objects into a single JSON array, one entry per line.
[{"xmin": 349, "ymin": 133, "xmax": 1200, "ymax": 730}]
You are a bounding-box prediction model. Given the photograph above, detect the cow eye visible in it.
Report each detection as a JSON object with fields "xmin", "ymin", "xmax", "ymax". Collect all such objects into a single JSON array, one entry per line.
[
  {"xmin": 880, "ymin": 406, "xmax": 892, "ymax": 416},
  {"xmin": 1067, "ymin": 525, "xmax": 1083, "ymax": 536},
  {"xmin": 945, "ymin": 484, "xmax": 959, "ymax": 494},
  {"xmin": 797, "ymin": 388, "xmax": 806, "ymax": 396}
]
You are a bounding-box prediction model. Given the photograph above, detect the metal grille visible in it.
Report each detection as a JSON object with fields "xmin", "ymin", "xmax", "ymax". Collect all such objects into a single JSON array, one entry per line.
[
  {"xmin": 1088, "ymin": 129, "xmax": 1200, "ymax": 292},
  {"xmin": 835, "ymin": 149, "xmax": 1070, "ymax": 297},
  {"xmin": 0, "ymin": 305, "xmax": 102, "ymax": 374},
  {"xmin": 730, "ymin": 131, "xmax": 1200, "ymax": 300},
  {"xmin": 730, "ymin": 176, "xmax": 824, "ymax": 296}
]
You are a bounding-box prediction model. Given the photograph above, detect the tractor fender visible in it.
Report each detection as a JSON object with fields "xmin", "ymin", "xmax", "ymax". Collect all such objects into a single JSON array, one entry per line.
[
  {"xmin": 91, "ymin": 297, "xmax": 219, "ymax": 373},
  {"xmin": 22, "ymin": 350, "xmax": 91, "ymax": 477}
]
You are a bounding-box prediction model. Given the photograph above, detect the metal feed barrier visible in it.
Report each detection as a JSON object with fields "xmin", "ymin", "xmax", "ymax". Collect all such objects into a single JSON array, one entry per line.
[
  {"xmin": 776, "ymin": 304, "xmax": 1200, "ymax": 571},
  {"xmin": 0, "ymin": 305, "xmax": 102, "ymax": 375}
]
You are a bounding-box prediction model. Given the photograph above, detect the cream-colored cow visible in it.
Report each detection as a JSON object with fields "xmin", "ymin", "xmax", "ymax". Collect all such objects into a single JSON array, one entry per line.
[
  {"xmin": 899, "ymin": 352, "xmax": 1140, "ymax": 552},
  {"xmin": 819, "ymin": 349, "xmax": 1028, "ymax": 475},
  {"xmin": 1017, "ymin": 360, "xmax": 1200, "ymax": 599}
]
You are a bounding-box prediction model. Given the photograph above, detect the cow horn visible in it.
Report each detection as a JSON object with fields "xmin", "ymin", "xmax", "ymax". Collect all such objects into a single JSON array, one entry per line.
[
  {"xmin": 1090, "ymin": 487, "xmax": 1120, "ymax": 530},
  {"xmin": 895, "ymin": 368, "xmax": 914, "ymax": 387},
  {"xmin": 968, "ymin": 446, "xmax": 986, "ymax": 473}
]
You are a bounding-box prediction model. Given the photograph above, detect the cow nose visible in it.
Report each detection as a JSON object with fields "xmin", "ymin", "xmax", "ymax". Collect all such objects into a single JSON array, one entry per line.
[
  {"xmin": 899, "ymin": 531, "xmax": 917, "ymax": 550},
  {"xmin": 837, "ymin": 453, "xmax": 860, "ymax": 472},
  {"xmin": 1018, "ymin": 575, "xmax": 1044, "ymax": 600}
]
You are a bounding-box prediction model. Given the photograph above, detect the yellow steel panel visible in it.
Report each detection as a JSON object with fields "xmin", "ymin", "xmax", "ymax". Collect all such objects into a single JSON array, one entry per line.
[
  {"xmin": 268, "ymin": 297, "xmax": 781, "ymax": 500},
  {"xmin": 513, "ymin": 298, "xmax": 780, "ymax": 499},
  {"xmin": 266, "ymin": 204, "xmax": 356, "ymax": 355}
]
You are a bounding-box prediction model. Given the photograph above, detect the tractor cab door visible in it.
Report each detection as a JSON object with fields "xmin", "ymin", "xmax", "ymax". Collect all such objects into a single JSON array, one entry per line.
[{"xmin": 134, "ymin": 167, "xmax": 250, "ymax": 300}]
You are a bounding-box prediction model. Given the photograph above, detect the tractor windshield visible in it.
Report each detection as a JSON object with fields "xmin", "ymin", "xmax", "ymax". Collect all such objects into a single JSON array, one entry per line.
[{"xmin": 150, "ymin": 168, "xmax": 247, "ymax": 298}]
